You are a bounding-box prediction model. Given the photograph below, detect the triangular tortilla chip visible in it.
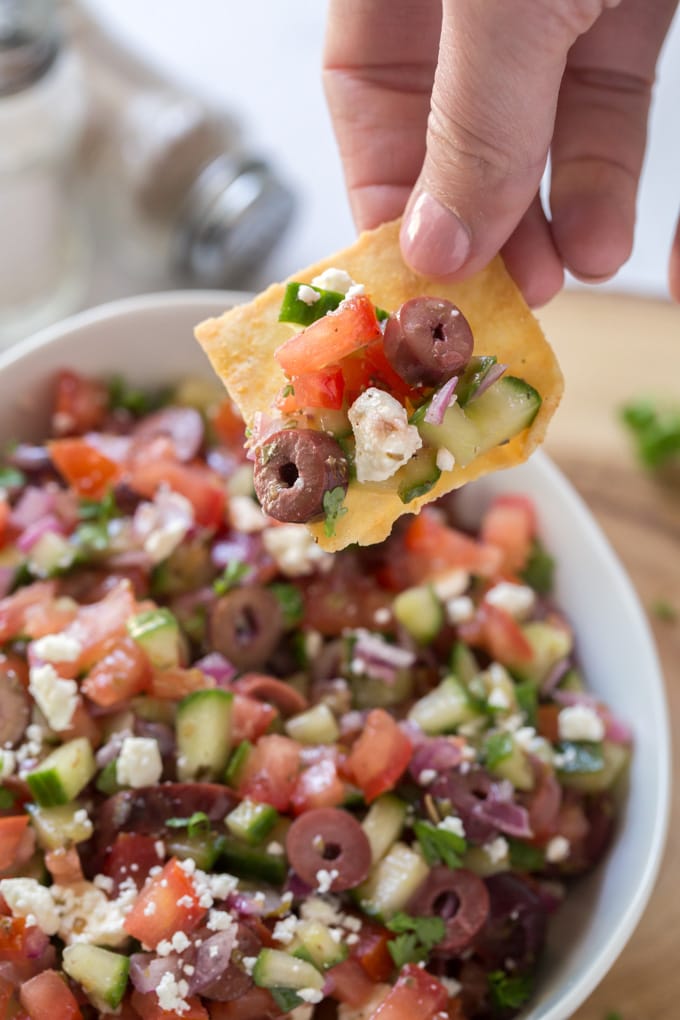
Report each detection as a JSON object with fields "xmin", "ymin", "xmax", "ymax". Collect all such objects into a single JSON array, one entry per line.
[{"xmin": 195, "ymin": 219, "xmax": 563, "ymax": 551}]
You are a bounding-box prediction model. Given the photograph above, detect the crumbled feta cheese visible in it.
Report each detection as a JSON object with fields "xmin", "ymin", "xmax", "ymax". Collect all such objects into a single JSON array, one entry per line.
[
  {"xmin": 485, "ymin": 582, "xmax": 536, "ymax": 620},
  {"xmin": 432, "ymin": 568, "xmax": 469, "ymax": 602},
  {"xmin": 263, "ymin": 524, "xmax": 332, "ymax": 577},
  {"xmin": 267, "ymin": 841, "xmax": 285, "ymax": 856},
  {"xmin": 545, "ymin": 835, "xmax": 571, "ymax": 863},
  {"xmin": 156, "ymin": 973, "xmax": 190, "ymax": 1014},
  {"xmin": 439, "ymin": 976, "xmax": 463, "ymax": 997},
  {"xmin": 348, "ymin": 388, "xmax": 422, "ymax": 483},
  {"xmin": 0, "ymin": 749, "xmax": 15, "ymax": 779},
  {"xmin": 418, "ymin": 769, "xmax": 437, "ymax": 786},
  {"xmin": 0, "ymin": 879, "xmax": 60, "ymax": 935},
  {"xmin": 373, "ymin": 607, "xmax": 391, "ymax": 626},
  {"xmin": 228, "ymin": 495, "xmax": 267, "ymax": 533},
  {"xmin": 155, "ymin": 840, "xmax": 165, "ymax": 860},
  {"xmin": 301, "ymin": 896, "xmax": 343, "ymax": 926},
  {"xmin": 558, "ymin": 704, "xmax": 605, "ymax": 743},
  {"xmin": 436, "ymin": 448, "xmax": 456, "ymax": 473},
  {"xmin": 171, "ymin": 931, "xmax": 190, "ymax": 953},
  {"xmin": 458, "ymin": 716, "xmax": 486, "ymax": 738},
  {"xmin": 316, "ymin": 868, "xmax": 339, "ymax": 894},
  {"xmin": 32, "ymin": 632, "xmax": 82, "ymax": 663},
  {"xmin": 156, "ymin": 939, "xmax": 173, "ymax": 957},
  {"xmin": 177, "ymin": 895, "xmax": 194, "ymax": 908},
  {"xmin": 93, "ymin": 874, "xmax": 115, "ymax": 894},
  {"xmin": 133, "ymin": 487, "xmax": 194, "ymax": 564},
  {"xmin": 207, "ymin": 909, "xmax": 236, "ymax": 932},
  {"xmin": 514, "ymin": 726, "xmax": 546, "ymax": 756},
  {"xmin": 445, "ymin": 595, "xmax": 475, "ymax": 625},
  {"xmin": 143, "ymin": 901, "xmax": 157, "ymax": 917},
  {"xmin": 116, "ymin": 737, "xmax": 163, "ymax": 789},
  {"xmin": 438, "ymin": 815, "xmax": 465, "ymax": 838},
  {"xmin": 488, "ymin": 687, "xmax": 511, "ymax": 710},
  {"xmin": 273, "ymin": 914, "xmax": 299, "ymax": 944},
  {"xmin": 208, "ymin": 872, "xmax": 238, "ymax": 900},
  {"xmin": 28, "ymin": 663, "xmax": 78, "ymax": 731},
  {"xmin": 297, "ymin": 988, "xmax": 324, "ymax": 1005},
  {"xmin": 297, "ymin": 284, "xmax": 320, "ymax": 305},
  {"xmin": 241, "ymin": 956, "xmax": 258, "ymax": 975},
  {"xmin": 311, "ymin": 267, "xmax": 355, "ymax": 294},
  {"xmin": 483, "ymin": 837, "xmax": 509, "ymax": 865}
]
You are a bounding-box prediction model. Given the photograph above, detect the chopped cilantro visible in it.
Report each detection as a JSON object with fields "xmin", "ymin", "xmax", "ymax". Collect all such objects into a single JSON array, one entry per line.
[
  {"xmin": 281, "ymin": 383, "xmax": 295, "ymax": 399},
  {"xmin": 520, "ymin": 539, "xmax": 555, "ymax": 595},
  {"xmin": 488, "ymin": 969, "xmax": 533, "ymax": 1010},
  {"xmin": 413, "ymin": 820, "xmax": 465, "ymax": 869},
  {"xmin": 515, "ymin": 681, "xmax": 537, "ymax": 726},
  {"xmin": 0, "ymin": 465, "xmax": 25, "ymax": 490},
  {"xmin": 555, "ymin": 740, "xmax": 604, "ymax": 775},
  {"xmin": 213, "ymin": 560, "xmax": 250, "ymax": 595},
  {"xmin": 0, "ymin": 787, "xmax": 16, "ymax": 810},
  {"xmin": 651, "ymin": 598, "xmax": 677, "ymax": 622},
  {"xmin": 73, "ymin": 520, "xmax": 110, "ymax": 555},
  {"xmin": 386, "ymin": 913, "xmax": 446, "ymax": 968},
  {"xmin": 270, "ymin": 988, "xmax": 304, "ymax": 1012},
  {"xmin": 508, "ymin": 839, "xmax": 546, "ymax": 872},
  {"xmin": 323, "ymin": 486, "xmax": 348, "ymax": 538},
  {"xmin": 269, "ymin": 583, "xmax": 304, "ymax": 627},
  {"xmin": 108, "ymin": 376, "xmax": 170, "ymax": 417},
  {"xmin": 78, "ymin": 487, "xmax": 118, "ymax": 524},
  {"xmin": 484, "ymin": 731, "xmax": 514, "ymax": 769},
  {"xmin": 620, "ymin": 398, "xmax": 680, "ymax": 469},
  {"xmin": 166, "ymin": 811, "xmax": 211, "ymax": 838}
]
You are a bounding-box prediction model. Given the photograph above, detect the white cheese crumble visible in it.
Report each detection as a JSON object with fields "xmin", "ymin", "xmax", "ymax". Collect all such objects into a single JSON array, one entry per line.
[
  {"xmin": 311, "ymin": 267, "xmax": 355, "ymax": 295},
  {"xmin": 545, "ymin": 835, "xmax": 571, "ymax": 863},
  {"xmin": 316, "ymin": 868, "xmax": 339, "ymax": 894},
  {"xmin": 432, "ymin": 568, "xmax": 469, "ymax": 602},
  {"xmin": 485, "ymin": 582, "xmax": 536, "ymax": 620},
  {"xmin": 445, "ymin": 595, "xmax": 475, "ymax": 625},
  {"xmin": 483, "ymin": 836, "xmax": 509, "ymax": 865},
  {"xmin": 31, "ymin": 632, "xmax": 82, "ymax": 663},
  {"xmin": 0, "ymin": 749, "xmax": 15, "ymax": 779},
  {"xmin": 157, "ymin": 973, "xmax": 190, "ymax": 1014},
  {"xmin": 116, "ymin": 736, "xmax": 163, "ymax": 789},
  {"xmin": 0, "ymin": 879, "xmax": 60, "ymax": 934},
  {"xmin": 1, "ymin": 878, "xmax": 138, "ymax": 946},
  {"xmin": 133, "ymin": 487, "xmax": 195, "ymax": 564},
  {"xmin": 439, "ymin": 976, "xmax": 463, "ymax": 997},
  {"xmin": 418, "ymin": 768, "xmax": 437, "ymax": 786},
  {"xmin": 242, "ymin": 956, "xmax": 258, "ymax": 975},
  {"xmin": 228, "ymin": 495, "xmax": 267, "ymax": 533},
  {"xmin": 207, "ymin": 909, "xmax": 236, "ymax": 932},
  {"xmin": 488, "ymin": 687, "xmax": 511, "ymax": 711},
  {"xmin": 28, "ymin": 663, "xmax": 78, "ymax": 731},
  {"xmin": 438, "ymin": 815, "xmax": 465, "ymax": 838},
  {"xmin": 267, "ymin": 841, "xmax": 285, "ymax": 856},
  {"xmin": 558, "ymin": 704, "xmax": 605, "ymax": 743},
  {"xmin": 436, "ymin": 448, "xmax": 456, "ymax": 473},
  {"xmin": 297, "ymin": 989, "xmax": 324, "ymax": 1004},
  {"xmin": 263, "ymin": 524, "xmax": 332, "ymax": 577},
  {"xmin": 297, "ymin": 284, "xmax": 320, "ymax": 305},
  {"xmin": 273, "ymin": 914, "xmax": 299, "ymax": 944},
  {"xmin": 348, "ymin": 388, "xmax": 422, "ymax": 483}
]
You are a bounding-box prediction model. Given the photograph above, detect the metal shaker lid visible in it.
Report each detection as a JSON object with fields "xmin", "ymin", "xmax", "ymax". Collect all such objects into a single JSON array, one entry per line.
[
  {"xmin": 174, "ymin": 154, "xmax": 296, "ymax": 287},
  {"xmin": 0, "ymin": 0, "xmax": 58, "ymax": 96}
]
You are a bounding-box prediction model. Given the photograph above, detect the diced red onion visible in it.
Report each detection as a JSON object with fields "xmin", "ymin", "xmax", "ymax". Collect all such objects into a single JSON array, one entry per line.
[
  {"xmin": 84, "ymin": 432, "xmax": 132, "ymax": 463},
  {"xmin": 465, "ymin": 363, "xmax": 507, "ymax": 403},
  {"xmin": 246, "ymin": 412, "xmax": 283, "ymax": 462},
  {"xmin": 410, "ymin": 737, "xmax": 464, "ymax": 782},
  {"xmin": 108, "ymin": 549, "xmax": 155, "ymax": 571},
  {"xmin": 351, "ymin": 631, "xmax": 415, "ymax": 684},
  {"xmin": 339, "ymin": 710, "xmax": 368, "ymax": 738},
  {"xmin": 23, "ymin": 923, "xmax": 49, "ymax": 959},
  {"xmin": 540, "ymin": 656, "xmax": 572, "ymax": 695},
  {"xmin": 9, "ymin": 444, "xmax": 52, "ymax": 473},
  {"xmin": 478, "ymin": 798, "xmax": 533, "ymax": 839},
  {"xmin": 535, "ymin": 879, "xmax": 566, "ymax": 914},
  {"xmin": 552, "ymin": 690, "xmax": 599, "ymax": 709},
  {"xmin": 10, "ymin": 486, "xmax": 55, "ymax": 530},
  {"xmin": 95, "ymin": 728, "xmax": 132, "ymax": 768},
  {"xmin": 603, "ymin": 714, "xmax": 633, "ymax": 744},
  {"xmin": 207, "ymin": 447, "xmax": 241, "ymax": 478},
  {"xmin": 284, "ymin": 872, "xmax": 314, "ymax": 902},
  {"xmin": 211, "ymin": 533, "xmax": 261, "ymax": 570},
  {"xmin": 195, "ymin": 652, "xmax": 238, "ymax": 687},
  {"xmin": 17, "ymin": 514, "xmax": 66, "ymax": 554},
  {"xmin": 189, "ymin": 929, "xmax": 238, "ymax": 994},
  {"xmin": 171, "ymin": 586, "xmax": 217, "ymax": 619},
  {"xmin": 423, "ymin": 375, "xmax": 459, "ymax": 425},
  {"xmin": 134, "ymin": 719, "xmax": 176, "ymax": 756},
  {"xmin": 132, "ymin": 407, "xmax": 204, "ymax": 463},
  {"xmin": 129, "ymin": 952, "xmax": 185, "ymax": 993}
]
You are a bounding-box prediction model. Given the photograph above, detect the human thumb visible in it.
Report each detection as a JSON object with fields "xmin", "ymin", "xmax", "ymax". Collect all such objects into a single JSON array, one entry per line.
[{"xmin": 400, "ymin": 0, "xmax": 619, "ymax": 278}]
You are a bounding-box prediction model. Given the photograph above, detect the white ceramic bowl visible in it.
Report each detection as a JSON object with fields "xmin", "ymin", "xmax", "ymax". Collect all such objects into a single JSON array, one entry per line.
[{"xmin": 1, "ymin": 292, "xmax": 670, "ymax": 1020}]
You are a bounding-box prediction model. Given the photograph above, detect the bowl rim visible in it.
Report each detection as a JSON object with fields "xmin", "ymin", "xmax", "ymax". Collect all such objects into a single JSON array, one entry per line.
[{"xmin": 1, "ymin": 290, "xmax": 671, "ymax": 1019}]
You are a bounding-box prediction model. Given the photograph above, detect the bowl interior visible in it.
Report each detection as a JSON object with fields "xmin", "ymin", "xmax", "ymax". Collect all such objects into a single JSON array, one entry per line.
[{"xmin": 1, "ymin": 292, "xmax": 669, "ymax": 1020}]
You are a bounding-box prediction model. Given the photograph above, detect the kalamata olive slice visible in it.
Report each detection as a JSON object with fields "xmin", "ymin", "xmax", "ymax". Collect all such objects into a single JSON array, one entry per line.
[
  {"xmin": 198, "ymin": 921, "xmax": 261, "ymax": 1001},
  {"xmin": 286, "ymin": 807, "xmax": 372, "ymax": 891},
  {"xmin": 408, "ymin": 866, "xmax": 490, "ymax": 955},
  {"xmin": 236, "ymin": 673, "xmax": 309, "ymax": 717},
  {"xmin": 383, "ymin": 296, "xmax": 473, "ymax": 387},
  {"xmin": 474, "ymin": 872, "xmax": 548, "ymax": 971},
  {"xmin": 210, "ymin": 587, "xmax": 285, "ymax": 671},
  {"xmin": 253, "ymin": 429, "xmax": 348, "ymax": 524},
  {"xmin": 132, "ymin": 406, "xmax": 204, "ymax": 462},
  {"xmin": 0, "ymin": 667, "xmax": 31, "ymax": 747}
]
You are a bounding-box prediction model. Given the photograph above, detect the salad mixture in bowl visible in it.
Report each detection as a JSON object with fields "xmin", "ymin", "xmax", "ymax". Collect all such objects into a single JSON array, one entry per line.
[{"xmin": 0, "ymin": 370, "xmax": 631, "ymax": 1020}]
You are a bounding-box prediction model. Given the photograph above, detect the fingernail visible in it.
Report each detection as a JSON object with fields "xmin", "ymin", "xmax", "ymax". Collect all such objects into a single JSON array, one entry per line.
[{"xmin": 401, "ymin": 191, "xmax": 471, "ymax": 277}]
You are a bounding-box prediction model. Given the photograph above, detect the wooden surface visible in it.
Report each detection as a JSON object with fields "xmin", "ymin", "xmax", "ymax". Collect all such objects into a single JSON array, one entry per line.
[{"xmin": 536, "ymin": 290, "xmax": 680, "ymax": 1020}]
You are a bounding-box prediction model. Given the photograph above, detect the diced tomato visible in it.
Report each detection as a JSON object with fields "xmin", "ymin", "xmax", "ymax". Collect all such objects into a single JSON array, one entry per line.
[
  {"xmin": 481, "ymin": 494, "xmax": 536, "ymax": 574},
  {"xmin": 207, "ymin": 987, "xmax": 281, "ymax": 1020},
  {"xmin": 231, "ymin": 694, "xmax": 278, "ymax": 744},
  {"xmin": 0, "ymin": 979, "xmax": 13, "ymax": 1017},
  {"xmin": 66, "ymin": 580, "xmax": 138, "ymax": 669},
  {"xmin": 0, "ymin": 816, "xmax": 30, "ymax": 872},
  {"xmin": 0, "ymin": 581, "xmax": 57, "ymax": 644},
  {"xmin": 49, "ymin": 438, "xmax": 121, "ymax": 499},
  {"xmin": 446, "ymin": 999, "xmax": 467, "ymax": 1020},
  {"xmin": 536, "ymin": 703, "xmax": 561, "ymax": 743},
  {"xmin": 0, "ymin": 916, "xmax": 34, "ymax": 960},
  {"xmin": 372, "ymin": 964, "xmax": 448, "ymax": 1020},
  {"xmin": 342, "ymin": 338, "xmax": 417, "ymax": 407},
  {"xmin": 236, "ymin": 734, "xmax": 301, "ymax": 811},
  {"xmin": 55, "ymin": 699, "xmax": 102, "ymax": 747},
  {"xmin": 0, "ymin": 651, "xmax": 29, "ymax": 690},
  {"xmin": 131, "ymin": 990, "xmax": 208, "ymax": 1020},
  {"xmin": 44, "ymin": 846, "xmax": 84, "ymax": 885},
  {"xmin": 128, "ymin": 459, "xmax": 225, "ymax": 529},
  {"xmin": 275, "ymin": 295, "xmax": 382, "ymax": 376},
  {"xmin": 345, "ymin": 709, "xmax": 412, "ymax": 804},
  {"xmin": 81, "ymin": 636, "xmax": 151, "ymax": 707},
  {"xmin": 325, "ymin": 957, "xmax": 377, "ymax": 1007},
  {"xmin": 149, "ymin": 667, "xmax": 211, "ymax": 700},
  {"xmin": 290, "ymin": 757, "xmax": 346, "ymax": 815},
  {"xmin": 555, "ymin": 797, "xmax": 590, "ymax": 845},
  {"xmin": 477, "ymin": 602, "xmax": 534, "ymax": 666},
  {"xmin": 20, "ymin": 970, "xmax": 83, "ymax": 1020},
  {"xmin": 0, "ymin": 499, "xmax": 10, "ymax": 548},
  {"xmin": 277, "ymin": 364, "xmax": 345, "ymax": 413},
  {"xmin": 404, "ymin": 510, "xmax": 503, "ymax": 581},
  {"xmin": 123, "ymin": 857, "xmax": 206, "ymax": 948},
  {"xmin": 53, "ymin": 369, "xmax": 109, "ymax": 436},
  {"xmin": 352, "ymin": 919, "xmax": 394, "ymax": 982},
  {"xmin": 23, "ymin": 598, "xmax": 78, "ymax": 641},
  {"xmin": 210, "ymin": 398, "xmax": 247, "ymax": 451},
  {"xmin": 101, "ymin": 834, "xmax": 162, "ymax": 893},
  {"xmin": 301, "ymin": 571, "xmax": 392, "ymax": 636}
]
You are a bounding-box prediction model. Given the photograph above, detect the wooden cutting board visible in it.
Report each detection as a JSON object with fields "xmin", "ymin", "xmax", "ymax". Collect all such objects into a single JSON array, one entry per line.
[{"xmin": 536, "ymin": 290, "xmax": 680, "ymax": 1020}]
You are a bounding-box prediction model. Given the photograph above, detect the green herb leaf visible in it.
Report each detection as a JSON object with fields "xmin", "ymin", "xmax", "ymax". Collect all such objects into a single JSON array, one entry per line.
[
  {"xmin": 398, "ymin": 470, "xmax": 441, "ymax": 506},
  {"xmin": 281, "ymin": 384, "xmax": 295, "ymax": 399},
  {"xmin": 166, "ymin": 811, "xmax": 211, "ymax": 838},
  {"xmin": 213, "ymin": 560, "xmax": 250, "ymax": 595},
  {"xmin": 0, "ymin": 465, "xmax": 25, "ymax": 491},
  {"xmin": 0, "ymin": 786, "xmax": 16, "ymax": 810},
  {"xmin": 508, "ymin": 839, "xmax": 546, "ymax": 872},
  {"xmin": 651, "ymin": 598, "xmax": 677, "ymax": 622},
  {"xmin": 270, "ymin": 988, "xmax": 304, "ymax": 1012},
  {"xmin": 484, "ymin": 731, "xmax": 514, "ymax": 769},
  {"xmin": 78, "ymin": 487, "xmax": 119, "ymax": 524},
  {"xmin": 520, "ymin": 539, "xmax": 555, "ymax": 595},
  {"xmin": 323, "ymin": 486, "xmax": 348, "ymax": 538},
  {"xmin": 604, "ymin": 1012, "xmax": 623, "ymax": 1020},
  {"xmin": 488, "ymin": 970, "xmax": 533, "ymax": 1010},
  {"xmin": 269, "ymin": 583, "xmax": 304, "ymax": 627},
  {"xmin": 413, "ymin": 820, "xmax": 465, "ymax": 869},
  {"xmin": 620, "ymin": 399, "xmax": 680, "ymax": 469},
  {"xmin": 73, "ymin": 520, "xmax": 110, "ymax": 555},
  {"xmin": 515, "ymin": 681, "xmax": 538, "ymax": 727},
  {"xmin": 555, "ymin": 740, "xmax": 604, "ymax": 775},
  {"xmin": 387, "ymin": 913, "xmax": 446, "ymax": 968},
  {"xmin": 108, "ymin": 376, "xmax": 170, "ymax": 417}
]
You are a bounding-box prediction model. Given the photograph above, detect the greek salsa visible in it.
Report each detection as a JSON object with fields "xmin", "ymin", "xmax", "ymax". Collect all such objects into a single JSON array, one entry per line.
[
  {"xmin": 250, "ymin": 268, "xmax": 543, "ymax": 525},
  {"xmin": 0, "ymin": 370, "xmax": 630, "ymax": 1020}
]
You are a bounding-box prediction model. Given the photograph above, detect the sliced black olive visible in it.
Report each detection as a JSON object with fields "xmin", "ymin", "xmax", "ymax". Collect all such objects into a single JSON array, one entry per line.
[
  {"xmin": 286, "ymin": 807, "xmax": 372, "ymax": 891},
  {"xmin": 383, "ymin": 296, "xmax": 474, "ymax": 387},
  {"xmin": 210, "ymin": 586, "xmax": 284, "ymax": 670},
  {"xmin": 253, "ymin": 429, "xmax": 348, "ymax": 523},
  {"xmin": 408, "ymin": 866, "xmax": 490, "ymax": 955},
  {"xmin": 0, "ymin": 668, "xmax": 31, "ymax": 748}
]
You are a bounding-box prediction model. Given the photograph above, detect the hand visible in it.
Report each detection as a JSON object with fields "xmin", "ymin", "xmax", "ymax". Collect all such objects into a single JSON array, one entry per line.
[{"xmin": 324, "ymin": 0, "xmax": 680, "ymax": 305}]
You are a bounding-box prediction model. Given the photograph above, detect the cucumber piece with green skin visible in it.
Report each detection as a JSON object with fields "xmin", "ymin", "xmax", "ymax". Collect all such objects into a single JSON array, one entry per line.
[
  {"xmin": 356, "ymin": 842, "xmax": 429, "ymax": 922},
  {"xmin": 26, "ymin": 738, "xmax": 96, "ymax": 807},
  {"xmin": 96, "ymin": 759, "xmax": 122, "ymax": 796},
  {"xmin": 253, "ymin": 948, "xmax": 324, "ymax": 991},
  {"xmin": 408, "ymin": 676, "xmax": 480, "ymax": 735},
  {"xmin": 456, "ymin": 356, "xmax": 498, "ymax": 406},
  {"xmin": 392, "ymin": 585, "xmax": 443, "ymax": 644},
  {"xmin": 395, "ymin": 447, "xmax": 441, "ymax": 504},
  {"xmin": 225, "ymin": 740, "xmax": 254, "ymax": 786},
  {"xmin": 176, "ymin": 688, "xmax": 233, "ymax": 781},
  {"xmin": 166, "ymin": 833, "xmax": 224, "ymax": 871},
  {"xmin": 559, "ymin": 668, "xmax": 586, "ymax": 693},
  {"xmin": 226, "ymin": 799, "xmax": 279, "ymax": 846},
  {"xmin": 130, "ymin": 696, "xmax": 176, "ymax": 725},
  {"xmin": 558, "ymin": 740, "xmax": 630, "ymax": 793},
  {"xmin": 290, "ymin": 920, "xmax": 349, "ymax": 969},
  {"xmin": 127, "ymin": 608, "xmax": 182, "ymax": 669},
  {"xmin": 285, "ymin": 704, "xmax": 339, "ymax": 745},
  {"xmin": 450, "ymin": 643, "xmax": 481, "ymax": 689},
  {"xmin": 418, "ymin": 376, "xmax": 542, "ymax": 468},
  {"xmin": 485, "ymin": 736, "xmax": 534, "ymax": 792},
  {"xmin": 62, "ymin": 944, "xmax": 129, "ymax": 1013},
  {"xmin": 362, "ymin": 795, "xmax": 408, "ymax": 864},
  {"xmin": 351, "ymin": 670, "xmax": 414, "ymax": 711},
  {"xmin": 219, "ymin": 835, "xmax": 287, "ymax": 885},
  {"xmin": 511, "ymin": 621, "xmax": 573, "ymax": 687},
  {"xmin": 27, "ymin": 801, "xmax": 93, "ymax": 850}
]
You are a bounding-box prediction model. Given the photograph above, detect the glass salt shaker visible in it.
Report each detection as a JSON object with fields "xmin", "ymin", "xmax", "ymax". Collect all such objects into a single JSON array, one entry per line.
[{"xmin": 0, "ymin": 0, "xmax": 88, "ymax": 346}]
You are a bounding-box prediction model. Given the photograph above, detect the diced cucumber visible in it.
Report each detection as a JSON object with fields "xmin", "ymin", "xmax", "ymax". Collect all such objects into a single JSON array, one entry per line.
[
  {"xmin": 253, "ymin": 947, "xmax": 324, "ymax": 991},
  {"xmin": 418, "ymin": 376, "xmax": 541, "ymax": 467},
  {"xmin": 307, "ymin": 408, "xmax": 353, "ymax": 439},
  {"xmin": 285, "ymin": 704, "xmax": 339, "ymax": 745},
  {"xmin": 393, "ymin": 585, "xmax": 443, "ymax": 644},
  {"xmin": 463, "ymin": 845, "xmax": 510, "ymax": 878},
  {"xmin": 130, "ymin": 696, "xmax": 176, "ymax": 725},
  {"xmin": 352, "ymin": 671, "xmax": 414, "ymax": 711},
  {"xmin": 96, "ymin": 759, "xmax": 122, "ymax": 796},
  {"xmin": 290, "ymin": 920, "xmax": 348, "ymax": 970},
  {"xmin": 356, "ymin": 842, "xmax": 429, "ymax": 921},
  {"xmin": 173, "ymin": 376, "xmax": 223, "ymax": 411},
  {"xmin": 512, "ymin": 622, "xmax": 573, "ymax": 687},
  {"xmin": 362, "ymin": 795, "xmax": 408, "ymax": 864},
  {"xmin": 395, "ymin": 447, "xmax": 441, "ymax": 504},
  {"xmin": 27, "ymin": 801, "xmax": 93, "ymax": 850},
  {"xmin": 176, "ymin": 688, "xmax": 233, "ymax": 781},
  {"xmin": 27, "ymin": 738, "xmax": 96, "ymax": 807},
  {"xmin": 226, "ymin": 799, "xmax": 279, "ymax": 846},
  {"xmin": 450, "ymin": 642, "xmax": 481, "ymax": 689},
  {"xmin": 27, "ymin": 531, "xmax": 77, "ymax": 578},
  {"xmin": 484, "ymin": 735, "xmax": 534, "ymax": 791},
  {"xmin": 559, "ymin": 668, "xmax": 586, "ymax": 693},
  {"xmin": 225, "ymin": 740, "xmax": 254, "ymax": 787},
  {"xmin": 220, "ymin": 835, "xmax": 288, "ymax": 885},
  {"xmin": 408, "ymin": 676, "xmax": 479, "ymax": 734},
  {"xmin": 166, "ymin": 833, "xmax": 223, "ymax": 871},
  {"xmin": 455, "ymin": 356, "xmax": 498, "ymax": 406},
  {"xmin": 558, "ymin": 740, "xmax": 630, "ymax": 793},
  {"xmin": 127, "ymin": 608, "xmax": 181, "ymax": 669},
  {"xmin": 62, "ymin": 944, "xmax": 129, "ymax": 1012}
]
